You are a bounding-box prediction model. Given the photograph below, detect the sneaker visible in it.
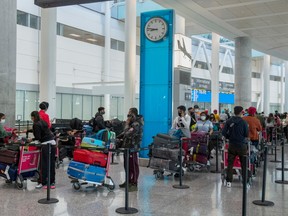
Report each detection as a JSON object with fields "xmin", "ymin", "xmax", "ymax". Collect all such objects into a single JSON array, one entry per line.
[
  {"xmin": 119, "ymin": 182, "xmax": 126, "ymax": 188},
  {"xmin": 43, "ymin": 183, "xmax": 56, "ymax": 189},
  {"xmin": 128, "ymin": 184, "xmax": 138, "ymax": 192},
  {"xmin": 35, "ymin": 183, "xmax": 43, "ymax": 189},
  {"xmin": 226, "ymin": 182, "xmax": 231, "ymax": 188},
  {"xmin": 207, "ymin": 160, "xmax": 211, "ymax": 166}
]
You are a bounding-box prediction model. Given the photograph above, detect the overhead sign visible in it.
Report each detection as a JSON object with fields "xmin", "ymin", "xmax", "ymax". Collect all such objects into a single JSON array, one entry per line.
[
  {"xmin": 191, "ymin": 78, "xmax": 211, "ymax": 90},
  {"xmin": 191, "ymin": 89, "xmax": 234, "ymax": 104},
  {"xmin": 34, "ymin": 0, "xmax": 111, "ymax": 8}
]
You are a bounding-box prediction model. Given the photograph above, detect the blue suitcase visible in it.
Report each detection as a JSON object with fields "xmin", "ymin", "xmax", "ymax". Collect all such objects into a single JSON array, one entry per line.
[
  {"xmin": 67, "ymin": 161, "xmax": 106, "ymax": 183},
  {"xmin": 0, "ymin": 162, "xmax": 17, "ymax": 181},
  {"xmin": 80, "ymin": 137, "xmax": 106, "ymax": 149}
]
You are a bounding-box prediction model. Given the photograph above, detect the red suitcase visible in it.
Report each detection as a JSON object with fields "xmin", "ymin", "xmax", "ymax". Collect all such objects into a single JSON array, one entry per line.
[
  {"xmin": 73, "ymin": 149, "xmax": 107, "ymax": 167},
  {"xmin": 0, "ymin": 149, "xmax": 18, "ymax": 165}
]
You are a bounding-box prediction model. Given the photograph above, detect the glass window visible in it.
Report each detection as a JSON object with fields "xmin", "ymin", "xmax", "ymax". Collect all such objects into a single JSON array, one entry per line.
[
  {"xmin": 72, "ymin": 95, "xmax": 83, "ymax": 119},
  {"xmin": 30, "ymin": 14, "xmax": 39, "ymax": 30},
  {"xmin": 17, "ymin": 10, "xmax": 28, "ymax": 26},
  {"xmin": 56, "ymin": 94, "xmax": 62, "ymax": 118},
  {"xmin": 62, "ymin": 94, "xmax": 72, "ymax": 119},
  {"xmin": 24, "ymin": 91, "xmax": 38, "ymax": 121},
  {"xmin": 117, "ymin": 97, "xmax": 124, "ymax": 120},
  {"xmin": 118, "ymin": 41, "xmax": 125, "ymax": 52},
  {"xmin": 111, "ymin": 39, "xmax": 118, "ymax": 50},
  {"xmin": 16, "ymin": 91, "xmax": 25, "ymax": 121},
  {"xmin": 92, "ymin": 96, "xmax": 104, "ymax": 116},
  {"xmin": 83, "ymin": 95, "xmax": 92, "ymax": 120},
  {"xmin": 110, "ymin": 97, "xmax": 118, "ymax": 119}
]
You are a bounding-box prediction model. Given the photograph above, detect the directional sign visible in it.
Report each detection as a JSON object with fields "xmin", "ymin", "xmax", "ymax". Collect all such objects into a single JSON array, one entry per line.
[{"xmin": 35, "ymin": 0, "xmax": 111, "ymax": 8}]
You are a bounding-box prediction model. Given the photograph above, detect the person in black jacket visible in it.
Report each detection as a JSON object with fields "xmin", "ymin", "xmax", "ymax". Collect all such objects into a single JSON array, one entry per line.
[
  {"xmin": 29, "ymin": 111, "xmax": 56, "ymax": 189},
  {"xmin": 93, "ymin": 107, "xmax": 106, "ymax": 132},
  {"xmin": 222, "ymin": 106, "xmax": 248, "ymax": 188}
]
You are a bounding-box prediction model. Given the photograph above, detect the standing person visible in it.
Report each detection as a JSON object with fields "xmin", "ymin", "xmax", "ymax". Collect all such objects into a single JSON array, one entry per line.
[
  {"xmin": 194, "ymin": 105, "xmax": 201, "ymax": 120},
  {"xmin": 188, "ymin": 107, "xmax": 197, "ymax": 131},
  {"xmin": 29, "ymin": 111, "xmax": 56, "ymax": 189},
  {"xmin": 266, "ymin": 113, "xmax": 275, "ymax": 143},
  {"xmin": 220, "ymin": 110, "xmax": 228, "ymax": 122},
  {"xmin": 222, "ymin": 106, "xmax": 249, "ymax": 188},
  {"xmin": 93, "ymin": 107, "xmax": 106, "ymax": 133},
  {"xmin": 0, "ymin": 113, "xmax": 11, "ymax": 141},
  {"xmin": 242, "ymin": 107, "xmax": 262, "ymax": 148},
  {"xmin": 193, "ymin": 112, "xmax": 213, "ymax": 135},
  {"xmin": 213, "ymin": 109, "xmax": 220, "ymax": 122},
  {"xmin": 172, "ymin": 105, "xmax": 191, "ymax": 138},
  {"xmin": 38, "ymin": 101, "xmax": 51, "ymax": 129},
  {"xmin": 117, "ymin": 108, "xmax": 143, "ymax": 192}
]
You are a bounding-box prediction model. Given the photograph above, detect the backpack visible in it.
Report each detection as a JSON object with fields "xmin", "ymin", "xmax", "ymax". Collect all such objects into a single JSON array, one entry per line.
[{"xmin": 225, "ymin": 122, "xmax": 237, "ymax": 138}]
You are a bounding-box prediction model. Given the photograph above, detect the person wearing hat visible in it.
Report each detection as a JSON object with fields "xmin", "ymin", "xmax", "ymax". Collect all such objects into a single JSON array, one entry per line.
[
  {"xmin": 222, "ymin": 106, "xmax": 249, "ymax": 188},
  {"xmin": 39, "ymin": 101, "xmax": 51, "ymax": 129},
  {"xmin": 242, "ymin": 107, "xmax": 262, "ymax": 148}
]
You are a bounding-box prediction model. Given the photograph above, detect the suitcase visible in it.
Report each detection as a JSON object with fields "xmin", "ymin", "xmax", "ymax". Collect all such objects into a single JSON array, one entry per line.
[
  {"xmin": 187, "ymin": 154, "xmax": 207, "ymax": 165},
  {"xmin": 191, "ymin": 132, "xmax": 209, "ymax": 143},
  {"xmin": 73, "ymin": 149, "xmax": 107, "ymax": 167},
  {"xmin": 0, "ymin": 163, "xmax": 17, "ymax": 181},
  {"xmin": 152, "ymin": 147, "xmax": 182, "ymax": 161},
  {"xmin": 67, "ymin": 161, "xmax": 106, "ymax": 183},
  {"xmin": 153, "ymin": 134, "xmax": 179, "ymax": 149},
  {"xmin": 80, "ymin": 137, "xmax": 106, "ymax": 149},
  {"xmin": 189, "ymin": 144, "xmax": 207, "ymax": 155},
  {"xmin": 150, "ymin": 157, "xmax": 178, "ymax": 171},
  {"xmin": 0, "ymin": 149, "xmax": 19, "ymax": 165}
]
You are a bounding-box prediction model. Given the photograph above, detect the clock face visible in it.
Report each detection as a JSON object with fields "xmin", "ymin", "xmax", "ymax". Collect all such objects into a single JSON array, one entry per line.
[{"xmin": 144, "ymin": 17, "xmax": 168, "ymax": 42}]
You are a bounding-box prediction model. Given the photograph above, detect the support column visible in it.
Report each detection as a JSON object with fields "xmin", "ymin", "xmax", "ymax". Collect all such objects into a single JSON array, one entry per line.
[
  {"xmin": 280, "ymin": 63, "xmax": 284, "ymax": 113},
  {"xmin": 285, "ymin": 62, "xmax": 288, "ymax": 112},
  {"xmin": 234, "ymin": 37, "xmax": 252, "ymax": 109},
  {"xmin": 124, "ymin": 0, "xmax": 136, "ymax": 115},
  {"xmin": 104, "ymin": 1, "xmax": 111, "ymax": 120},
  {"xmin": 263, "ymin": 55, "xmax": 270, "ymax": 115},
  {"xmin": 0, "ymin": 0, "xmax": 17, "ymax": 126},
  {"xmin": 211, "ymin": 32, "xmax": 220, "ymax": 113},
  {"xmin": 39, "ymin": 8, "xmax": 57, "ymax": 119}
]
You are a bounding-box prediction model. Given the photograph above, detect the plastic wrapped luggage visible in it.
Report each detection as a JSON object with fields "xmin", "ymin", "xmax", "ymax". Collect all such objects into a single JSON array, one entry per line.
[
  {"xmin": 153, "ymin": 134, "xmax": 179, "ymax": 149},
  {"xmin": 191, "ymin": 144, "xmax": 207, "ymax": 155},
  {"xmin": 151, "ymin": 147, "xmax": 182, "ymax": 161},
  {"xmin": 0, "ymin": 149, "xmax": 19, "ymax": 165},
  {"xmin": 186, "ymin": 154, "xmax": 208, "ymax": 165},
  {"xmin": 191, "ymin": 131, "xmax": 209, "ymax": 143},
  {"xmin": 150, "ymin": 157, "xmax": 178, "ymax": 171},
  {"xmin": 67, "ymin": 161, "xmax": 106, "ymax": 183},
  {"xmin": 73, "ymin": 149, "xmax": 107, "ymax": 167},
  {"xmin": 80, "ymin": 137, "xmax": 106, "ymax": 149}
]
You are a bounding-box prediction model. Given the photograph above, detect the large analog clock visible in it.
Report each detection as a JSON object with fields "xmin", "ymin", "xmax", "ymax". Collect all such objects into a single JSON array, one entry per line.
[{"xmin": 144, "ymin": 17, "xmax": 168, "ymax": 42}]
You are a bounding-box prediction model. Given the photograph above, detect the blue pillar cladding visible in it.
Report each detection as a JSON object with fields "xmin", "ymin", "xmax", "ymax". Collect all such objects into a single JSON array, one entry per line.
[{"xmin": 139, "ymin": 10, "xmax": 174, "ymax": 158}]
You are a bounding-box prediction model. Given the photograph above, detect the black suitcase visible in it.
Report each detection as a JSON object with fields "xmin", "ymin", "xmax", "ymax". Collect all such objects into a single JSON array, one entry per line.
[
  {"xmin": 153, "ymin": 134, "xmax": 179, "ymax": 149},
  {"xmin": 152, "ymin": 147, "xmax": 181, "ymax": 161},
  {"xmin": 150, "ymin": 157, "xmax": 178, "ymax": 171}
]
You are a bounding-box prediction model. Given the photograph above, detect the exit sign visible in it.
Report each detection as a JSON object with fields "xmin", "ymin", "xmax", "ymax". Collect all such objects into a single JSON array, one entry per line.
[{"xmin": 35, "ymin": 0, "xmax": 111, "ymax": 8}]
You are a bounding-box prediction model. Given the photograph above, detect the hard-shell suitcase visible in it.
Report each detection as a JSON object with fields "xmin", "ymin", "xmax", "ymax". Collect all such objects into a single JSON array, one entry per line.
[
  {"xmin": 80, "ymin": 137, "xmax": 106, "ymax": 149},
  {"xmin": 152, "ymin": 147, "xmax": 182, "ymax": 161},
  {"xmin": 0, "ymin": 149, "xmax": 18, "ymax": 165},
  {"xmin": 190, "ymin": 144, "xmax": 207, "ymax": 155},
  {"xmin": 0, "ymin": 162, "xmax": 17, "ymax": 181},
  {"xmin": 153, "ymin": 134, "xmax": 179, "ymax": 149},
  {"xmin": 188, "ymin": 153, "xmax": 207, "ymax": 165},
  {"xmin": 67, "ymin": 161, "xmax": 106, "ymax": 183},
  {"xmin": 73, "ymin": 149, "xmax": 107, "ymax": 167},
  {"xmin": 150, "ymin": 157, "xmax": 178, "ymax": 171}
]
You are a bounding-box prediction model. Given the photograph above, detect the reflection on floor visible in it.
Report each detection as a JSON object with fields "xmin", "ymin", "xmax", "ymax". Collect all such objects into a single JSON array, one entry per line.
[{"xmin": 0, "ymin": 146, "xmax": 288, "ymax": 216}]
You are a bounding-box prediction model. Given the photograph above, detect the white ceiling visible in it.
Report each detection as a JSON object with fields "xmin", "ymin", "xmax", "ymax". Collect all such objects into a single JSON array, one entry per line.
[{"xmin": 153, "ymin": 0, "xmax": 288, "ymax": 61}]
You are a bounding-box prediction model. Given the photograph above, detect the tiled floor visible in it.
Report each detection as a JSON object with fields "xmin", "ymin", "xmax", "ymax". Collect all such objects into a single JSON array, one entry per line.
[{"xmin": 1, "ymin": 146, "xmax": 288, "ymax": 216}]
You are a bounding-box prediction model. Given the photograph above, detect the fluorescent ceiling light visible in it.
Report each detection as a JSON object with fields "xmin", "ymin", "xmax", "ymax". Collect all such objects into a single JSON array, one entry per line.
[
  {"xmin": 87, "ymin": 38, "xmax": 97, "ymax": 42},
  {"xmin": 69, "ymin": 33, "xmax": 81, "ymax": 37}
]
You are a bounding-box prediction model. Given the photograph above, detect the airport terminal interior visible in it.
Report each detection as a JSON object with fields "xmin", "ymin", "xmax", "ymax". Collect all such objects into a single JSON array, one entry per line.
[{"xmin": 1, "ymin": 0, "xmax": 288, "ymax": 215}]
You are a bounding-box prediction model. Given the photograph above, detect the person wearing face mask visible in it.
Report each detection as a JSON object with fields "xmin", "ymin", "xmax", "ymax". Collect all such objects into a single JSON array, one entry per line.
[
  {"xmin": 193, "ymin": 112, "xmax": 213, "ymax": 135},
  {"xmin": 93, "ymin": 107, "xmax": 106, "ymax": 133},
  {"xmin": 0, "ymin": 113, "xmax": 11, "ymax": 142},
  {"xmin": 172, "ymin": 105, "xmax": 191, "ymax": 138},
  {"xmin": 188, "ymin": 107, "xmax": 197, "ymax": 131}
]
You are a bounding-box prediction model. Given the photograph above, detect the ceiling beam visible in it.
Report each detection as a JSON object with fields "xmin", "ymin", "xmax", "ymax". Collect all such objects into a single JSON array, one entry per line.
[
  {"xmin": 206, "ymin": 0, "xmax": 279, "ymax": 10},
  {"xmin": 225, "ymin": 11, "xmax": 288, "ymax": 22},
  {"xmin": 240, "ymin": 23, "xmax": 288, "ymax": 31}
]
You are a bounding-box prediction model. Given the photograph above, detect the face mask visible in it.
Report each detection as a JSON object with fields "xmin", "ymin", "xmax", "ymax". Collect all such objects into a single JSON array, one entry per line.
[
  {"xmin": 102, "ymin": 111, "xmax": 105, "ymax": 115},
  {"xmin": 201, "ymin": 116, "xmax": 206, "ymax": 121},
  {"xmin": 0, "ymin": 119, "xmax": 5, "ymax": 124},
  {"xmin": 195, "ymin": 109, "xmax": 199, "ymax": 112},
  {"xmin": 178, "ymin": 112, "xmax": 182, "ymax": 117}
]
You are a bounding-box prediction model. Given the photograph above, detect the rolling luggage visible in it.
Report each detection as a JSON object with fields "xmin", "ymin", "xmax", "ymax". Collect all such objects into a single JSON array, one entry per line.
[
  {"xmin": 150, "ymin": 157, "xmax": 178, "ymax": 171},
  {"xmin": 80, "ymin": 137, "xmax": 106, "ymax": 149},
  {"xmin": 151, "ymin": 147, "xmax": 182, "ymax": 161},
  {"xmin": 0, "ymin": 149, "xmax": 18, "ymax": 165},
  {"xmin": 187, "ymin": 154, "xmax": 207, "ymax": 165},
  {"xmin": 189, "ymin": 144, "xmax": 207, "ymax": 155},
  {"xmin": 0, "ymin": 163, "xmax": 17, "ymax": 181},
  {"xmin": 153, "ymin": 134, "xmax": 179, "ymax": 149},
  {"xmin": 67, "ymin": 161, "xmax": 106, "ymax": 183},
  {"xmin": 73, "ymin": 149, "xmax": 107, "ymax": 167},
  {"xmin": 191, "ymin": 132, "xmax": 209, "ymax": 143}
]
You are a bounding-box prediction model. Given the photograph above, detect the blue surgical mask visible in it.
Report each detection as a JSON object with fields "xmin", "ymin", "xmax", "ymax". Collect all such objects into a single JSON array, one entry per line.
[{"xmin": 0, "ymin": 119, "xmax": 5, "ymax": 124}]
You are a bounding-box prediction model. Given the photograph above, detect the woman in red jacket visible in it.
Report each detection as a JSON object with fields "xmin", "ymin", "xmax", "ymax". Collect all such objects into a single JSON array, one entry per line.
[{"xmin": 39, "ymin": 101, "xmax": 51, "ymax": 129}]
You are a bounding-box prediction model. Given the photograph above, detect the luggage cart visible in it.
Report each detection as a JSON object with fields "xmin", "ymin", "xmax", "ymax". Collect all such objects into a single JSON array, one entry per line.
[{"xmin": 0, "ymin": 141, "xmax": 41, "ymax": 189}]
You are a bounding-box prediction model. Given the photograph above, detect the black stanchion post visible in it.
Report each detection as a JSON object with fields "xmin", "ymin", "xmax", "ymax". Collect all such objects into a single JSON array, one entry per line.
[
  {"xmin": 276, "ymin": 137, "xmax": 288, "ymax": 171},
  {"xmin": 253, "ymin": 146, "xmax": 274, "ymax": 206},
  {"xmin": 242, "ymin": 155, "xmax": 247, "ymax": 216},
  {"xmin": 173, "ymin": 139, "xmax": 189, "ymax": 189},
  {"xmin": 270, "ymin": 133, "xmax": 281, "ymax": 163},
  {"xmin": 275, "ymin": 139, "xmax": 288, "ymax": 184},
  {"xmin": 38, "ymin": 143, "xmax": 59, "ymax": 204},
  {"xmin": 116, "ymin": 148, "xmax": 138, "ymax": 214}
]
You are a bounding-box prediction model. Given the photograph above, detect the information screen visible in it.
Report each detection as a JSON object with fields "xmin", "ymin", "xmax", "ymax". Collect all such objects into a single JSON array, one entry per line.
[{"xmin": 35, "ymin": 0, "xmax": 111, "ymax": 8}]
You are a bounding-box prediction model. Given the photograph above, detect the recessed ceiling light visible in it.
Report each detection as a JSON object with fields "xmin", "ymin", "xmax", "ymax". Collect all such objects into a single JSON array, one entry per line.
[
  {"xmin": 87, "ymin": 38, "xmax": 97, "ymax": 42},
  {"xmin": 69, "ymin": 33, "xmax": 81, "ymax": 37}
]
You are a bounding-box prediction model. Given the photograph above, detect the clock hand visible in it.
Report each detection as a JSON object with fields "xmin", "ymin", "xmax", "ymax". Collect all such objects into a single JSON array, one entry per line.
[{"xmin": 147, "ymin": 28, "xmax": 158, "ymax": 31}]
